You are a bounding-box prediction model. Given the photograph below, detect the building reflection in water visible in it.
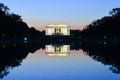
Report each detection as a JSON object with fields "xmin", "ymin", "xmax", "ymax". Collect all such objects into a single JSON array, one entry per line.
[{"xmin": 45, "ymin": 45, "xmax": 70, "ymax": 56}]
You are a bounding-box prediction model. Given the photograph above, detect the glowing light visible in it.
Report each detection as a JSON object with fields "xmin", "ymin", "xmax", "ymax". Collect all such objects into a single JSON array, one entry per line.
[
  {"xmin": 46, "ymin": 24, "xmax": 70, "ymax": 35},
  {"xmin": 24, "ymin": 37, "xmax": 27, "ymax": 41},
  {"xmin": 24, "ymin": 37, "xmax": 28, "ymax": 43},
  {"xmin": 47, "ymin": 53, "xmax": 69, "ymax": 56},
  {"xmin": 46, "ymin": 45, "xmax": 70, "ymax": 57}
]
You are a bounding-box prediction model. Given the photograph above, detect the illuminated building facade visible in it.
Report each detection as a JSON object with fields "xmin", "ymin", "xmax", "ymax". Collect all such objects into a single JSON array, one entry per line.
[
  {"xmin": 45, "ymin": 45, "xmax": 70, "ymax": 56},
  {"xmin": 45, "ymin": 24, "xmax": 70, "ymax": 35}
]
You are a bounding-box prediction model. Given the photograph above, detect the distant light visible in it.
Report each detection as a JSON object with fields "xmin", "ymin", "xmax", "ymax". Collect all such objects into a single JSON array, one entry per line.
[
  {"xmin": 103, "ymin": 42, "xmax": 107, "ymax": 45},
  {"xmin": 47, "ymin": 24, "xmax": 69, "ymax": 28},
  {"xmin": 47, "ymin": 54, "xmax": 69, "ymax": 56},
  {"xmin": 24, "ymin": 37, "xmax": 27, "ymax": 41},
  {"xmin": 24, "ymin": 37, "xmax": 28, "ymax": 43}
]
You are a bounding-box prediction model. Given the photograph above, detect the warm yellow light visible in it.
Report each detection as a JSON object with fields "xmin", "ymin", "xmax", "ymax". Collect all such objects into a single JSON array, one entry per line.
[{"xmin": 47, "ymin": 54, "xmax": 68, "ymax": 56}]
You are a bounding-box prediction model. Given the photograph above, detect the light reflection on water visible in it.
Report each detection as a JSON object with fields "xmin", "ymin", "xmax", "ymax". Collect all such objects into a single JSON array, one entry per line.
[
  {"xmin": 0, "ymin": 44, "xmax": 120, "ymax": 80},
  {"xmin": 45, "ymin": 45, "xmax": 70, "ymax": 57}
]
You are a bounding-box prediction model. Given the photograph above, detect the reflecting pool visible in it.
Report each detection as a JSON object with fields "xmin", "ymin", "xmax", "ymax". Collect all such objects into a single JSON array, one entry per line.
[{"xmin": 0, "ymin": 43, "xmax": 120, "ymax": 80}]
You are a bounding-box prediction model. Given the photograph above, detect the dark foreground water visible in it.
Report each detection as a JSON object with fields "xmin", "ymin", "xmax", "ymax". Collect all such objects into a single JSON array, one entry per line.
[{"xmin": 0, "ymin": 43, "xmax": 120, "ymax": 80}]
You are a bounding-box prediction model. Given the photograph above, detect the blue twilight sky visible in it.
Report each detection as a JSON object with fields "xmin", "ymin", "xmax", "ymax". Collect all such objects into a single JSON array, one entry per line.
[{"xmin": 0, "ymin": 0, "xmax": 120, "ymax": 30}]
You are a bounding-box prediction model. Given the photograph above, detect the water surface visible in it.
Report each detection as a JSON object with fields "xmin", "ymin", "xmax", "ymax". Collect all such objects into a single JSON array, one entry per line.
[{"xmin": 0, "ymin": 44, "xmax": 120, "ymax": 80}]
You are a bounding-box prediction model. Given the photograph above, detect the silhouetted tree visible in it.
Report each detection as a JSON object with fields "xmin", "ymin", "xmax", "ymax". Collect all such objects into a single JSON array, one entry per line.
[
  {"xmin": 28, "ymin": 27, "xmax": 45, "ymax": 37},
  {"xmin": 70, "ymin": 30, "xmax": 81, "ymax": 37},
  {"xmin": 82, "ymin": 8, "xmax": 120, "ymax": 39},
  {"xmin": 0, "ymin": 3, "xmax": 29, "ymax": 39},
  {"xmin": 0, "ymin": 43, "xmax": 44, "ymax": 78}
]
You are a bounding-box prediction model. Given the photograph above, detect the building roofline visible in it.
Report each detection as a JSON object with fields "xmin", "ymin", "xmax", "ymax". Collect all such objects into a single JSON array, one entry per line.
[{"xmin": 46, "ymin": 24, "xmax": 70, "ymax": 28}]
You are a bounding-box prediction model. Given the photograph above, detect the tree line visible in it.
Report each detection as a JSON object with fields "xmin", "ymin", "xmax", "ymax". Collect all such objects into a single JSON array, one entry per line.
[
  {"xmin": 0, "ymin": 3, "xmax": 44, "ymax": 40},
  {"xmin": 81, "ymin": 8, "xmax": 120, "ymax": 39},
  {"xmin": 0, "ymin": 3, "xmax": 120, "ymax": 40}
]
